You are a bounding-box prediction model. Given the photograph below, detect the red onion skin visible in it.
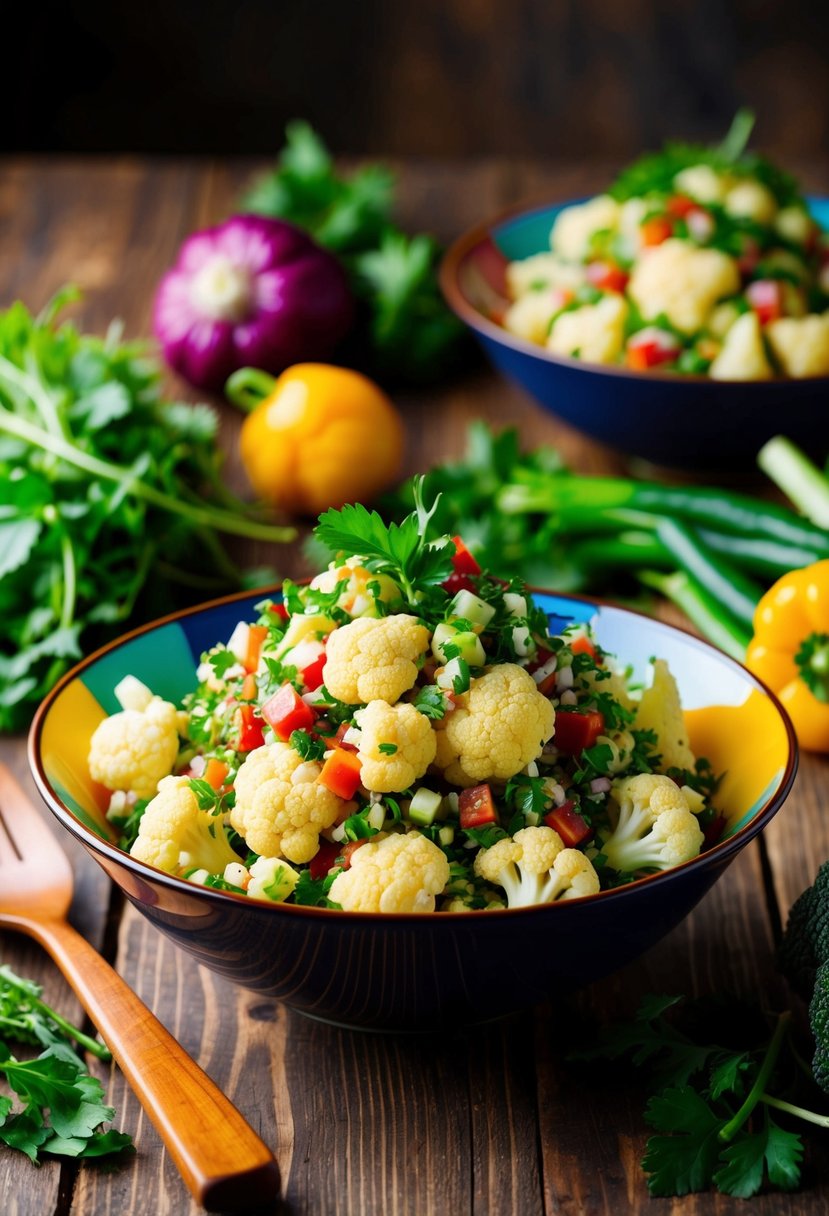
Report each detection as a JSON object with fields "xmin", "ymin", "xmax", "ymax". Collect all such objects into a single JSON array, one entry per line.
[{"xmin": 153, "ymin": 214, "xmax": 355, "ymax": 392}]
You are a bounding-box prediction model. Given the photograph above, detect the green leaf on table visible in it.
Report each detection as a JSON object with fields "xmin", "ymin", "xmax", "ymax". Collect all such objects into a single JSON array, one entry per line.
[
  {"xmin": 713, "ymin": 1117, "xmax": 802, "ymax": 1198},
  {"xmin": 642, "ymin": 1086, "xmax": 723, "ymax": 1196}
]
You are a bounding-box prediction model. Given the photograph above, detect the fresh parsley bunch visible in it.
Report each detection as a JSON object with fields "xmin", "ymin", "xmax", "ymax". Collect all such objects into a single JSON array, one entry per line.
[
  {"xmin": 0, "ymin": 966, "xmax": 133, "ymax": 1163},
  {"xmin": 574, "ymin": 993, "xmax": 828, "ymax": 1198},
  {"xmin": 242, "ymin": 121, "xmax": 471, "ymax": 385},
  {"xmin": 0, "ymin": 290, "xmax": 292, "ymax": 731}
]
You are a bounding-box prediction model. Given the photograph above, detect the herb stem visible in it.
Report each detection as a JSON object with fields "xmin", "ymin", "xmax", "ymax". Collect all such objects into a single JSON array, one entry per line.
[
  {"xmin": 59, "ymin": 530, "xmax": 77, "ymax": 631},
  {"xmin": 759, "ymin": 1094, "xmax": 829, "ymax": 1129},
  {"xmin": 0, "ymin": 408, "xmax": 295, "ymax": 544},
  {"xmin": 719, "ymin": 1011, "xmax": 791, "ymax": 1142},
  {"xmin": 0, "ymin": 354, "xmax": 65, "ymax": 439}
]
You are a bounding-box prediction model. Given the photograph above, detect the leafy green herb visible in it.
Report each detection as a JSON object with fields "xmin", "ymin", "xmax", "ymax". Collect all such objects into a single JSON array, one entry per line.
[
  {"xmin": 293, "ymin": 869, "xmax": 342, "ymax": 908},
  {"xmin": 242, "ymin": 122, "xmax": 469, "ymax": 385},
  {"xmin": 411, "ymin": 685, "xmax": 448, "ymax": 720},
  {"xmin": 377, "ymin": 742, "xmax": 398, "ymax": 756},
  {"xmin": 187, "ymin": 778, "xmax": 235, "ymax": 816},
  {"xmin": 289, "ymin": 729, "xmax": 327, "ymax": 762},
  {"xmin": 0, "ymin": 967, "xmax": 109, "ymax": 1062},
  {"xmin": 0, "ymin": 292, "xmax": 293, "ymax": 730}
]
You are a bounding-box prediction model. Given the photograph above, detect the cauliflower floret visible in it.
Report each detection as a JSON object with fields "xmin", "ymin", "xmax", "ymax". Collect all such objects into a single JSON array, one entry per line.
[
  {"xmin": 634, "ymin": 658, "xmax": 696, "ymax": 772},
  {"xmin": 503, "ymin": 291, "xmax": 562, "ymax": 345},
  {"xmin": 309, "ymin": 557, "xmax": 402, "ymax": 618},
  {"xmin": 600, "ymin": 773, "xmax": 704, "ymax": 875},
  {"xmin": 89, "ymin": 693, "xmax": 180, "ymax": 800},
  {"xmin": 775, "ymin": 206, "xmax": 814, "ymax": 246},
  {"xmin": 247, "ymin": 855, "xmax": 300, "ymax": 903},
  {"xmin": 130, "ymin": 775, "xmax": 239, "ymax": 875},
  {"xmin": 328, "ymin": 832, "xmax": 450, "ymax": 913},
  {"xmin": 709, "ymin": 310, "xmax": 774, "ymax": 381},
  {"xmin": 550, "ymin": 195, "xmax": 620, "ymax": 261},
  {"xmin": 673, "ymin": 164, "xmax": 728, "ymax": 204},
  {"xmin": 766, "ymin": 313, "xmax": 829, "ymax": 378},
  {"xmin": 230, "ymin": 742, "xmax": 348, "ymax": 863},
  {"xmin": 474, "ymin": 826, "xmax": 599, "ymax": 907},
  {"xmin": 355, "ymin": 700, "xmax": 437, "ymax": 793},
  {"xmin": 628, "ymin": 239, "xmax": 740, "ymax": 334},
  {"xmin": 323, "ymin": 615, "xmax": 430, "ymax": 705},
  {"xmin": 506, "ymin": 252, "xmax": 586, "ymax": 298},
  {"xmin": 724, "ymin": 180, "xmax": 778, "ymax": 225},
  {"xmin": 435, "ymin": 664, "xmax": 555, "ymax": 787},
  {"xmin": 547, "ymin": 295, "xmax": 628, "ymax": 364}
]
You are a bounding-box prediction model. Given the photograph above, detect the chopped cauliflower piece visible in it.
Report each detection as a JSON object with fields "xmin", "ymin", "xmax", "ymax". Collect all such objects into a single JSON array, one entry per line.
[
  {"xmin": 506, "ymin": 252, "xmax": 586, "ymax": 297},
  {"xmin": 329, "ymin": 832, "xmax": 450, "ymax": 913},
  {"xmin": 89, "ymin": 692, "xmax": 180, "ymax": 800},
  {"xmin": 323, "ymin": 614, "xmax": 430, "ymax": 705},
  {"xmin": 131, "ymin": 775, "xmax": 238, "ymax": 875},
  {"xmin": 309, "ymin": 557, "xmax": 402, "ymax": 618},
  {"xmin": 547, "ymin": 295, "xmax": 628, "ymax": 364},
  {"xmin": 231, "ymin": 742, "xmax": 349, "ymax": 863},
  {"xmin": 435, "ymin": 663, "xmax": 555, "ymax": 787},
  {"xmin": 766, "ymin": 313, "xmax": 829, "ymax": 378},
  {"xmin": 673, "ymin": 164, "xmax": 728, "ymax": 204},
  {"xmin": 503, "ymin": 291, "xmax": 561, "ymax": 345},
  {"xmin": 550, "ymin": 195, "xmax": 620, "ymax": 261},
  {"xmin": 628, "ymin": 239, "xmax": 740, "ymax": 334},
  {"xmin": 355, "ymin": 700, "xmax": 437, "ymax": 793},
  {"xmin": 247, "ymin": 856, "xmax": 300, "ymax": 903},
  {"xmin": 709, "ymin": 311, "xmax": 774, "ymax": 381},
  {"xmin": 634, "ymin": 658, "xmax": 696, "ymax": 772},
  {"xmin": 725, "ymin": 180, "xmax": 777, "ymax": 225}
]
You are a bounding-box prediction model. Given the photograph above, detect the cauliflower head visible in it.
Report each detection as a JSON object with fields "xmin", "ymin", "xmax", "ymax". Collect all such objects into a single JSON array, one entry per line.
[
  {"xmin": 547, "ymin": 295, "xmax": 628, "ymax": 365},
  {"xmin": 628, "ymin": 239, "xmax": 740, "ymax": 334},
  {"xmin": 89, "ymin": 694, "xmax": 180, "ymax": 800},
  {"xmin": 503, "ymin": 290, "xmax": 563, "ymax": 345},
  {"xmin": 355, "ymin": 700, "xmax": 437, "ymax": 793},
  {"xmin": 231, "ymin": 742, "xmax": 348, "ymax": 863},
  {"xmin": 323, "ymin": 614, "xmax": 430, "ymax": 705},
  {"xmin": 634, "ymin": 658, "xmax": 696, "ymax": 772},
  {"xmin": 434, "ymin": 664, "xmax": 555, "ymax": 787},
  {"xmin": 474, "ymin": 826, "xmax": 599, "ymax": 907},
  {"xmin": 131, "ymin": 775, "xmax": 239, "ymax": 875},
  {"xmin": 328, "ymin": 832, "xmax": 451, "ymax": 913},
  {"xmin": 709, "ymin": 311, "xmax": 774, "ymax": 381},
  {"xmin": 766, "ymin": 313, "xmax": 829, "ymax": 378},
  {"xmin": 600, "ymin": 773, "xmax": 704, "ymax": 875},
  {"xmin": 550, "ymin": 195, "xmax": 620, "ymax": 261}
]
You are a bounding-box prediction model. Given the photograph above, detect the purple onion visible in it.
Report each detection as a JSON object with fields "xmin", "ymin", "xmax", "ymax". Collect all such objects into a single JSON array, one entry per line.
[
  {"xmin": 153, "ymin": 214, "xmax": 355, "ymax": 392},
  {"xmin": 589, "ymin": 777, "xmax": 612, "ymax": 795}
]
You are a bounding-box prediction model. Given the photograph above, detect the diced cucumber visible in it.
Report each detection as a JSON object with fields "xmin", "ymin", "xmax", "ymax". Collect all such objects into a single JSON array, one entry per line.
[
  {"xmin": 438, "ymin": 825, "xmax": 455, "ymax": 846},
  {"xmin": 436, "ymin": 656, "xmax": 471, "ymax": 694},
  {"xmin": 432, "ymin": 622, "xmax": 485, "ymax": 665},
  {"xmin": 448, "ymin": 590, "xmax": 497, "ymax": 628},
  {"xmin": 408, "ymin": 787, "xmax": 443, "ymax": 826}
]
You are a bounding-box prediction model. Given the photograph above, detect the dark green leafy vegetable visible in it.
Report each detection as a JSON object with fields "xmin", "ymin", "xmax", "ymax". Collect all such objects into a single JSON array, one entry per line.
[
  {"xmin": 0, "ymin": 291, "xmax": 293, "ymax": 731},
  {"xmin": 0, "ymin": 966, "xmax": 132, "ymax": 1164},
  {"xmin": 242, "ymin": 122, "xmax": 470, "ymax": 385},
  {"xmin": 778, "ymin": 860, "xmax": 829, "ymax": 1094}
]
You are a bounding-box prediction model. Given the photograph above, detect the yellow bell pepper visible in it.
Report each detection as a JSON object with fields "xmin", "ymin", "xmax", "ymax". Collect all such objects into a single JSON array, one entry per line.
[
  {"xmin": 745, "ymin": 559, "xmax": 829, "ymax": 752},
  {"xmin": 228, "ymin": 363, "xmax": 404, "ymax": 517}
]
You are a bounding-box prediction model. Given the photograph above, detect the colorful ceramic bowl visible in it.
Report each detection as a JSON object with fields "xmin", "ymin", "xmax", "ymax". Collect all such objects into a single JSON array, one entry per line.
[
  {"xmin": 29, "ymin": 590, "xmax": 797, "ymax": 1032},
  {"xmin": 439, "ymin": 197, "xmax": 829, "ymax": 471}
]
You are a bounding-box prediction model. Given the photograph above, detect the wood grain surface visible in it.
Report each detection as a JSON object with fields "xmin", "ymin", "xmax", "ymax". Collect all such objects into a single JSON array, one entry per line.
[{"xmin": 1, "ymin": 155, "xmax": 828, "ymax": 1215}]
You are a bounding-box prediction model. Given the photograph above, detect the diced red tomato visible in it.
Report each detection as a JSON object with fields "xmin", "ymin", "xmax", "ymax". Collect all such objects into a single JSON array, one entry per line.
[
  {"xmin": 536, "ymin": 670, "xmax": 559, "ymax": 697},
  {"xmin": 236, "ymin": 704, "xmax": 265, "ymax": 752},
  {"xmin": 569, "ymin": 635, "xmax": 598, "ymax": 660},
  {"xmin": 203, "ymin": 758, "xmax": 230, "ymax": 790},
  {"xmin": 309, "ymin": 839, "xmax": 343, "ymax": 880},
  {"xmin": 319, "ymin": 749, "xmax": 363, "ymax": 800},
  {"xmin": 300, "ymin": 650, "xmax": 327, "ymax": 692},
  {"xmin": 640, "ymin": 216, "xmax": 673, "ymax": 246},
  {"xmin": 260, "ymin": 683, "xmax": 317, "ymax": 740},
  {"xmin": 332, "ymin": 722, "xmax": 359, "ymax": 753},
  {"xmin": 626, "ymin": 327, "xmax": 682, "ymax": 371},
  {"xmin": 441, "ymin": 572, "xmax": 478, "ymax": 596},
  {"xmin": 544, "ymin": 800, "xmax": 593, "ymax": 847},
  {"xmin": 339, "ymin": 839, "xmax": 367, "ymax": 870},
  {"xmin": 736, "ymin": 235, "xmax": 761, "ymax": 277},
  {"xmin": 459, "ymin": 784, "xmax": 498, "ymax": 829},
  {"xmin": 746, "ymin": 279, "xmax": 784, "ymax": 325},
  {"xmin": 451, "ymin": 536, "xmax": 482, "ymax": 577},
  {"xmin": 528, "ymin": 647, "xmax": 554, "ymax": 674},
  {"xmin": 702, "ymin": 813, "xmax": 727, "ymax": 850},
  {"xmin": 269, "ymin": 602, "xmax": 290, "ymax": 622},
  {"xmin": 666, "ymin": 194, "xmax": 695, "ymax": 219},
  {"xmin": 243, "ymin": 624, "xmax": 268, "ymax": 673},
  {"xmin": 585, "ymin": 260, "xmax": 629, "ymax": 293},
  {"xmin": 241, "ymin": 673, "xmax": 258, "ymax": 702},
  {"xmin": 551, "ymin": 709, "xmax": 605, "ymax": 755}
]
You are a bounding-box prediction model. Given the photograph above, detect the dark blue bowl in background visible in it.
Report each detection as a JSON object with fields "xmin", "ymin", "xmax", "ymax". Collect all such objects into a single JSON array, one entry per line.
[{"xmin": 439, "ymin": 197, "xmax": 829, "ymax": 470}]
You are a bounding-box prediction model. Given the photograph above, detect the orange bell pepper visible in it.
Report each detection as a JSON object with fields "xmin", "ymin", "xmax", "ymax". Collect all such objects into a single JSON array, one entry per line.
[{"xmin": 745, "ymin": 560, "xmax": 829, "ymax": 752}]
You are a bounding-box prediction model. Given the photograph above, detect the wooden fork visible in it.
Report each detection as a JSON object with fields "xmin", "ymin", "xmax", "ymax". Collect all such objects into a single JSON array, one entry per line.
[{"xmin": 0, "ymin": 764, "xmax": 280, "ymax": 1212}]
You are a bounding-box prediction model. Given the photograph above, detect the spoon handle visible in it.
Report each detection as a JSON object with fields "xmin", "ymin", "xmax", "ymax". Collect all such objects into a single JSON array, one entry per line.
[{"xmin": 13, "ymin": 914, "xmax": 280, "ymax": 1213}]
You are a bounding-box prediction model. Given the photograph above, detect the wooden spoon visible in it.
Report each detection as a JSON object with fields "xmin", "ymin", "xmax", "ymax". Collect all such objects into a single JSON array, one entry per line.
[{"xmin": 0, "ymin": 764, "xmax": 280, "ymax": 1212}]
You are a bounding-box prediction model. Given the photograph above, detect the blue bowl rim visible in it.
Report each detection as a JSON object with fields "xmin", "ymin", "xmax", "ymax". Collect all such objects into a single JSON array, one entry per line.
[
  {"xmin": 28, "ymin": 584, "xmax": 799, "ymax": 924},
  {"xmin": 438, "ymin": 194, "xmax": 829, "ymax": 389}
]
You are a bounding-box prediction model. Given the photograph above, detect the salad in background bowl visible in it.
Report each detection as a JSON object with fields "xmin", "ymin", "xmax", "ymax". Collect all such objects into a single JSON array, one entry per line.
[{"xmin": 29, "ymin": 495, "xmax": 797, "ymax": 1030}]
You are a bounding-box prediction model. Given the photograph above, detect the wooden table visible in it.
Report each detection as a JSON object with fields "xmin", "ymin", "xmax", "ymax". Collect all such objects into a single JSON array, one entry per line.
[{"xmin": 1, "ymin": 156, "xmax": 828, "ymax": 1216}]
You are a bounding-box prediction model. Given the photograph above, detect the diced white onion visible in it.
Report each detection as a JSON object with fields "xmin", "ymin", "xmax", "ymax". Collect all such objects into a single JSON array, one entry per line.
[
  {"xmin": 368, "ymin": 804, "xmax": 386, "ymax": 831},
  {"xmin": 226, "ymin": 621, "xmax": 250, "ymax": 664},
  {"xmin": 532, "ymin": 656, "xmax": 558, "ymax": 685},
  {"xmin": 559, "ymin": 689, "xmax": 578, "ymax": 706},
  {"xmin": 189, "ymin": 754, "xmax": 206, "ymax": 777},
  {"xmin": 557, "ymin": 665, "xmax": 574, "ymax": 690}
]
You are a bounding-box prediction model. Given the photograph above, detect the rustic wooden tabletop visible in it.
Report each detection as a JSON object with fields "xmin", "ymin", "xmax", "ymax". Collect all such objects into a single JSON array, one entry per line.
[{"xmin": 1, "ymin": 156, "xmax": 828, "ymax": 1216}]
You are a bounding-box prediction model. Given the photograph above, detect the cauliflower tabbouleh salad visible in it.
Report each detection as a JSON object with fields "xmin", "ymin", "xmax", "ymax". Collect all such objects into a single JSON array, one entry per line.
[
  {"xmin": 88, "ymin": 487, "xmax": 722, "ymax": 913},
  {"xmin": 502, "ymin": 112, "xmax": 829, "ymax": 379}
]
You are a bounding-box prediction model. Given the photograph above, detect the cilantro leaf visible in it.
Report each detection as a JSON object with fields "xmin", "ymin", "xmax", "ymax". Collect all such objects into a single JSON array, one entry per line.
[
  {"xmin": 642, "ymin": 1086, "xmax": 723, "ymax": 1196},
  {"xmin": 412, "ymin": 685, "xmax": 447, "ymax": 720}
]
